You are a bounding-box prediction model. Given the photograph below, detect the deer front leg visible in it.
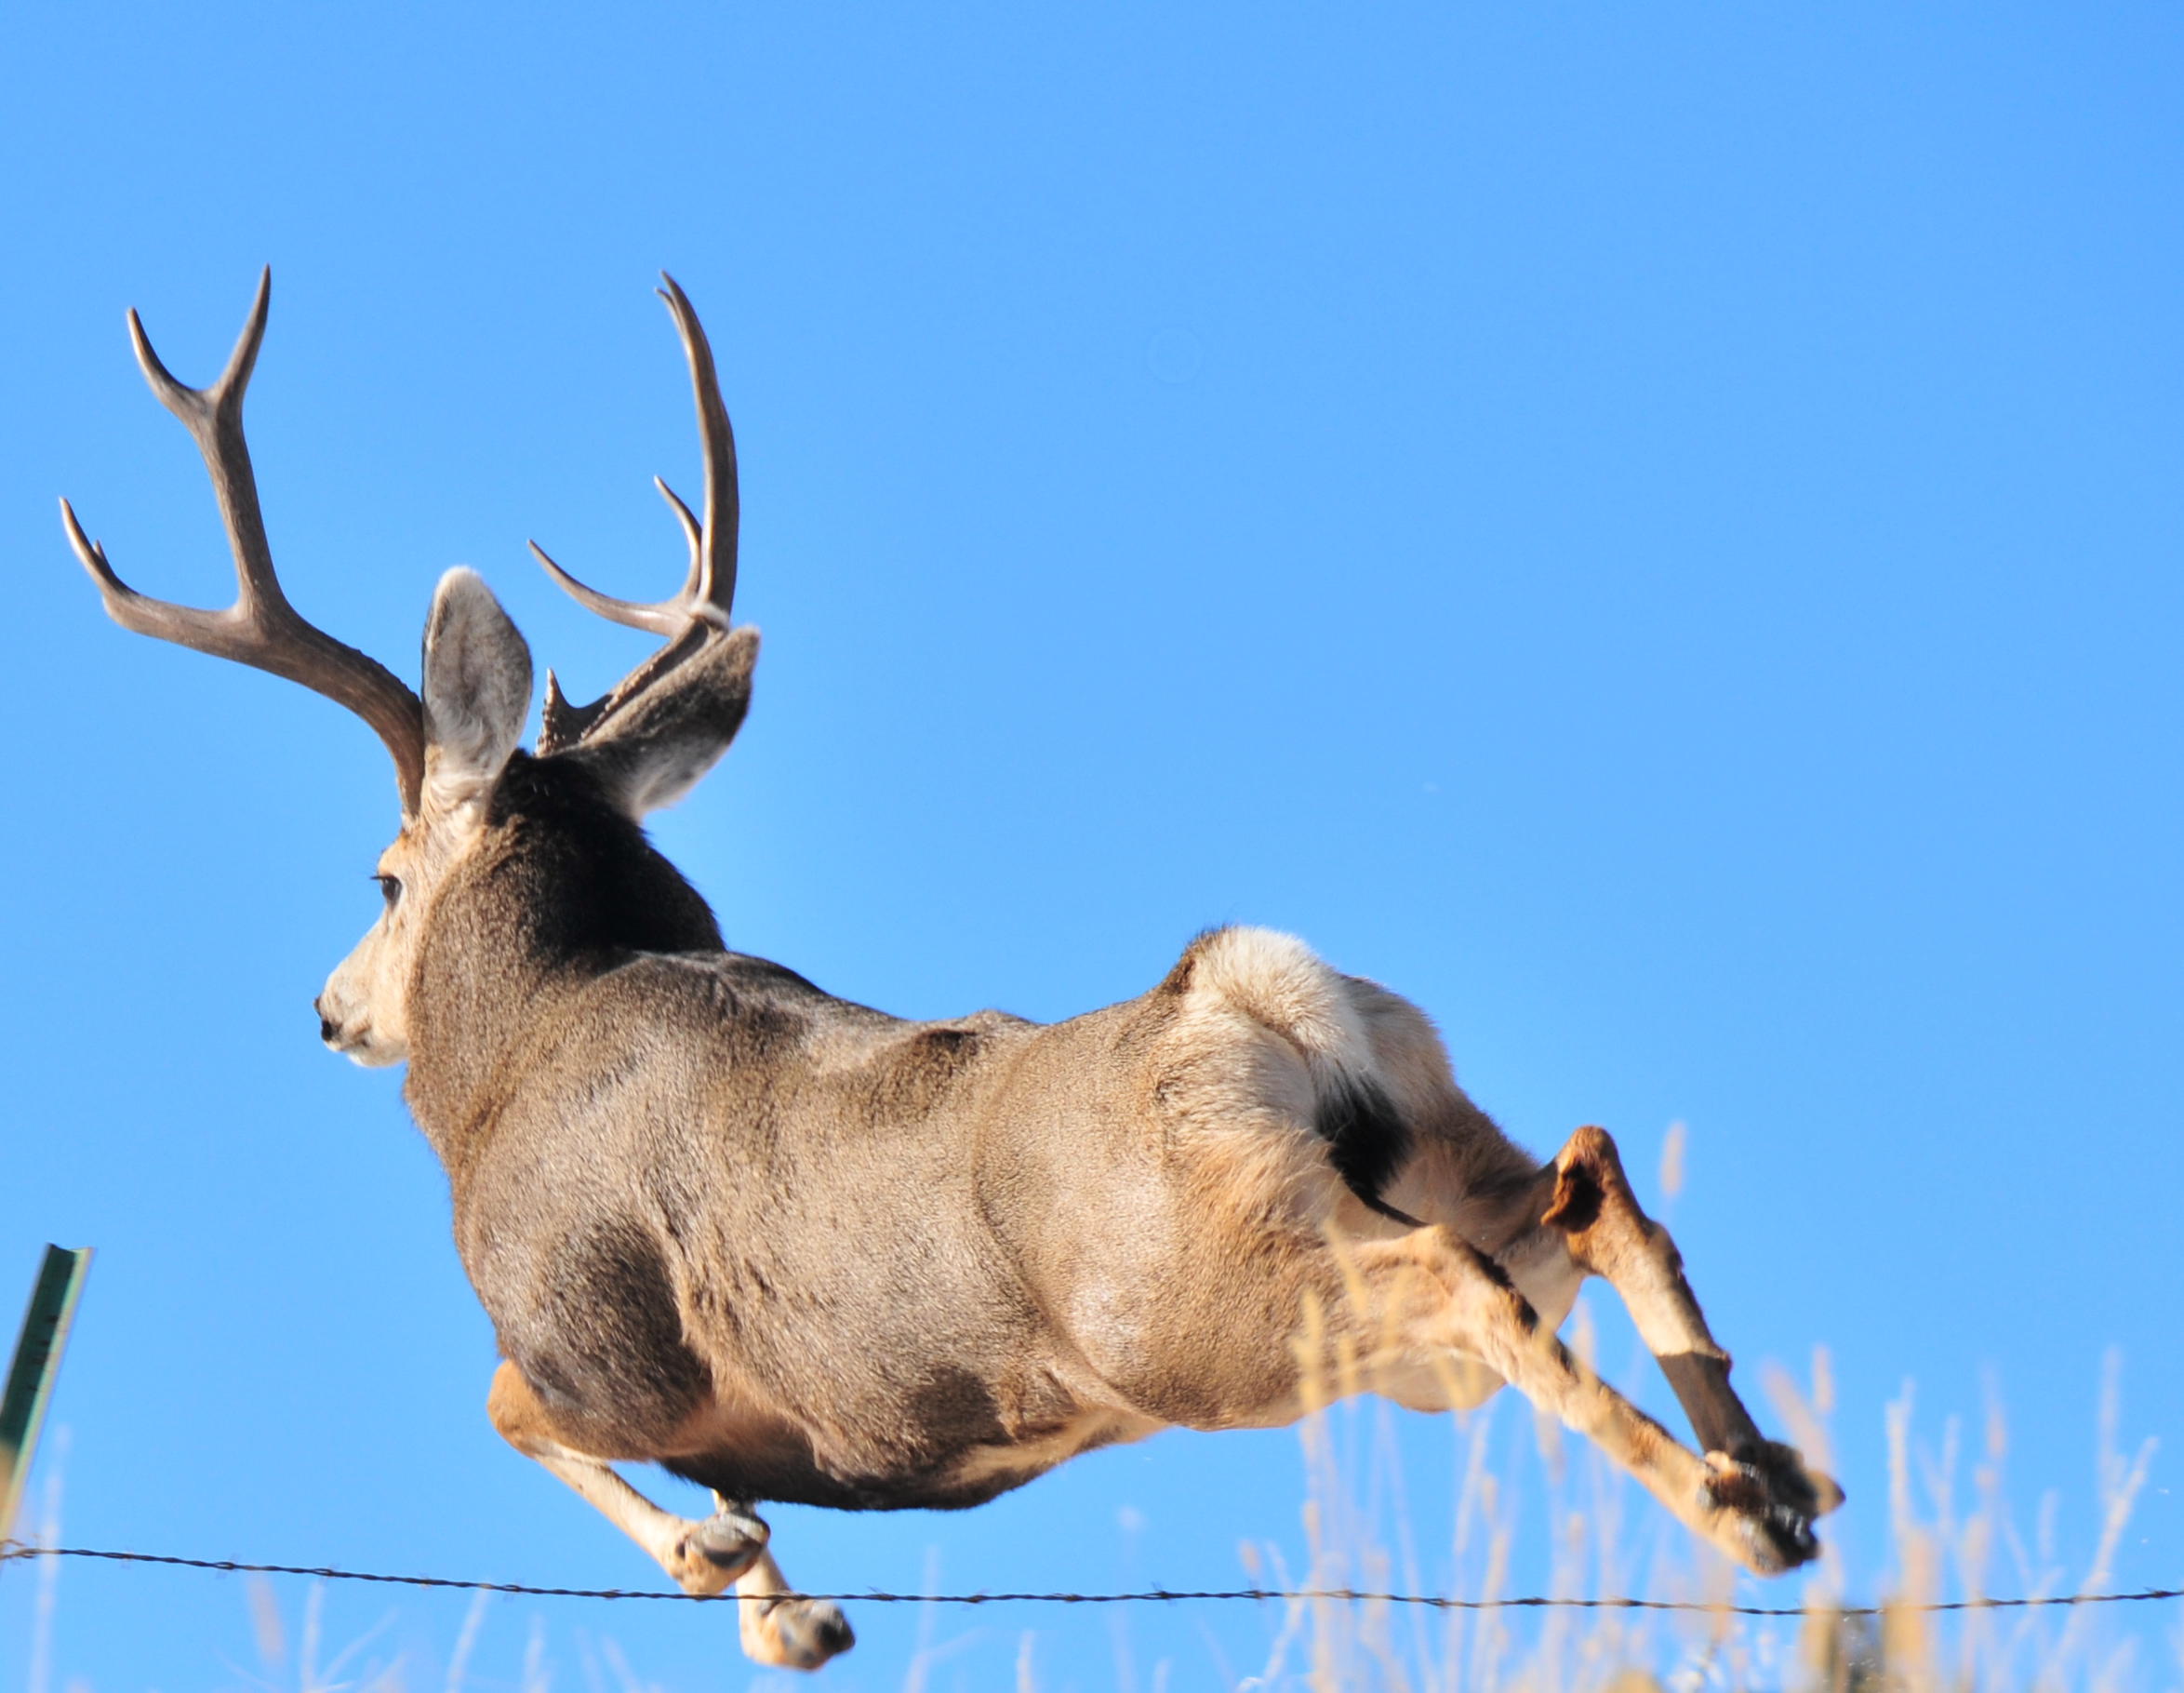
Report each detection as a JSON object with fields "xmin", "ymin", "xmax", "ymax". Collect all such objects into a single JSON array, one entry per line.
[
  {"xmin": 1524, "ymin": 1126, "xmax": 1843, "ymax": 1547},
  {"xmin": 1352, "ymin": 1228, "xmax": 1826, "ymax": 1575},
  {"xmin": 732, "ymin": 1545, "xmax": 856, "ymax": 1672},
  {"xmin": 486, "ymin": 1362, "xmax": 768, "ymax": 1596}
]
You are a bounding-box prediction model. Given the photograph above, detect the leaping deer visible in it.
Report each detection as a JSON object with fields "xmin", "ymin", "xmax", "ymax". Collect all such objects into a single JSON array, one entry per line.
[{"xmin": 63, "ymin": 272, "xmax": 1840, "ymax": 1673}]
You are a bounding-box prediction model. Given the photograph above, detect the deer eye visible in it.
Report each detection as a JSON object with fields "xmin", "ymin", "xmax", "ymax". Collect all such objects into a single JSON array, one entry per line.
[{"xmin": 373, "ymin": 873, "xmax": 403, "ymax": 910}]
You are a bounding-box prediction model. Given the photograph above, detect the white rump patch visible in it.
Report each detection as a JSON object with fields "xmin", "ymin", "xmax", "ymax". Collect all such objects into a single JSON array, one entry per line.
[{"xmin": 1186, "ymin": 927, "xmax": 1375, "ymax": 1081}]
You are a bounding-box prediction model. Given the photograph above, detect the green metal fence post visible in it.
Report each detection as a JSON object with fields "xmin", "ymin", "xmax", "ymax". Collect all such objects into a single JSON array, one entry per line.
[{"xmin": 0, "ymin": 1246, "xmax": 93, "ymax": 1550}]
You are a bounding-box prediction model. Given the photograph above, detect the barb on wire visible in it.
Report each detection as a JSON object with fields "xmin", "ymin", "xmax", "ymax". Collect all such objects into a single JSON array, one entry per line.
[{"xmin": 2, "ymin": 1543, "xmax": 2179, "ymax": 1619}]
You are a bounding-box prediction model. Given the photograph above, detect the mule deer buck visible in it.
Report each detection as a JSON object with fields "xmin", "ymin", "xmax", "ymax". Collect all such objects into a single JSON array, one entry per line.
[{"xmin": 63, "ymin": 271, "xmax": 1840, "ymax": 1673}]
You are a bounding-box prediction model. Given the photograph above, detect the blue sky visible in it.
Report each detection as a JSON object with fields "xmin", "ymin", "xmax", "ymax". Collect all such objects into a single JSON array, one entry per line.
[{"xmin": 2, "ymin": 4, "xmax": 2178, "ymax": 1687}]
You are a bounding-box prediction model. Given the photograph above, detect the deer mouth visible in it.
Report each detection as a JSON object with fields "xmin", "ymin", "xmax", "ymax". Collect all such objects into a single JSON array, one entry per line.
[{"xmin": 316, "ymin": 998, "xmax": 402, "ymax": 1067}]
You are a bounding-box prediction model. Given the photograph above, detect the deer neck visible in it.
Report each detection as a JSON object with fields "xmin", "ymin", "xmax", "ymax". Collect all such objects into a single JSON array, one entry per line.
[{"xmin": 400, "ymin": 793, "xmax": 724, "ymax": 1171}]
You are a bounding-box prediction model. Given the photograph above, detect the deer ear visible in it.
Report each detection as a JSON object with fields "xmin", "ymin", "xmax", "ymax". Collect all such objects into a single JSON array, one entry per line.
[
  {"xmin": 421, "ymin": 568, "xmax": 533, "ymax": 811},
  {"xmin": 568, "ymin": 626, "xmax": 758, "ymax": 818}
]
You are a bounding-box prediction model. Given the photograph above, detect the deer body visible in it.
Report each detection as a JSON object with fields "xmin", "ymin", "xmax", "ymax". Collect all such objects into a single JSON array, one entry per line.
[
  {"xmin": 408, "ymin": 746, "xmax": 1531, "ymax": 1505},
  {"xmin": 65, "ymin": 273, "xmax": 1840, "ymax": 1673}
]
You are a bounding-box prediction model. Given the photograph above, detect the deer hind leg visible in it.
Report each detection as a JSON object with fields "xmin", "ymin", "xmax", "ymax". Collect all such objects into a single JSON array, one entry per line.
[
  {"xmin": 1346, "ymin": 1228, "xmax": 1823, "ymax": 1575},
  {"xmin": 485, "ymin": 1362, "xmax": 768, "ymax": 1596},
  {"xmin": 1338, "ymin": 986, "xmax": 1840, "ymax": 1561},
  {"xmin": 1525, "ymin": 1126, "xmax": 1843, "ymax": 1551}
]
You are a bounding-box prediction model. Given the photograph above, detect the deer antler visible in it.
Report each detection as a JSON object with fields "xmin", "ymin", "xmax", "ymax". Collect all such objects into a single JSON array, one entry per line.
[
  {"xmin": 60, "ymin": 269, "xmax": 428, "ymax": 816},
  {"xmin": 530, "ymin": 273, "xmax": 740, "ymax": 754}
]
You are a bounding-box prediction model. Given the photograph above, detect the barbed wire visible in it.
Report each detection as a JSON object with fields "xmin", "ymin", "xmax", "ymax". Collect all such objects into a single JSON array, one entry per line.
[{"xmin": 1, "ymin": 1543, "xmax": 2177, "ymax": 1618}]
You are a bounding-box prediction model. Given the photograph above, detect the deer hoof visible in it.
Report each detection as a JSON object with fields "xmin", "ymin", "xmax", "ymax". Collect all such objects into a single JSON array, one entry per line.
[
  {"xmin": 744, "ymin": 1596, "xmax": 855, "ymax": 1671},
  {"xmin": 1718, "ymin": 1441, "xmax": 1844, "ymax": 1520},
  {"xmin": 1699, "ymin": 1446, "xmax": 1836, "ymax": 1575},
  {"xmin": 666, "ymin": 1505, "xmax": 769, "ymax": 1594}
]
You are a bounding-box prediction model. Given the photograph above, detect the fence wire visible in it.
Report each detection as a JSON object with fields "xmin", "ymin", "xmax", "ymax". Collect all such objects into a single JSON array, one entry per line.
[{"xmin": 2, "ymin": 1543, "xmax": 2178, "ymax": 1618}]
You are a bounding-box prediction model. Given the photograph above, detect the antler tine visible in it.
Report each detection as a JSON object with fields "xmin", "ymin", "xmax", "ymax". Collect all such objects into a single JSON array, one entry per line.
[
  {"xmin": 657, "ymin": 271, "xmax": 739, "ymax": 626},
  {"xmin": 127, "ymin": 267, "xmax": 280, "ymax": 617},
  {"xmin": 530, "ymin": 274, "xmax": 740, "ymax": 634},
  {"xmin": 532, "ymin": 273, "xmax": 743, "ymax": 755},
  {"xmin": 655, "ymin": 475, "xmax": 704, "ymax": 566},
  {"xmin": 60, "ymin": 270, "xmax": 428, "ymax": 816},
  {"xmin": 526, "ymin": 505, "xmax": 692, "ymax": 637}
]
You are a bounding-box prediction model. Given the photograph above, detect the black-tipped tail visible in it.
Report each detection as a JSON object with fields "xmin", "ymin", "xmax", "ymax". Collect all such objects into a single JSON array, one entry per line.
[{"xmin": 1316, "ymin": 1076, "xmax": 1422, "ymax": 1227}]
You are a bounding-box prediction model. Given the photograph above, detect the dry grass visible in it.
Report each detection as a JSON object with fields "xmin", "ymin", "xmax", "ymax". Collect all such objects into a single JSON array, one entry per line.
[{"xmin": 1209, "ymin": 1340, "xmax": 2166, "ymax": 1693}]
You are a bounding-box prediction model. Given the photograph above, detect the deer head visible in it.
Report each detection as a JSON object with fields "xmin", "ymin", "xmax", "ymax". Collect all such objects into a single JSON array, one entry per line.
[{"xmin": 63, "ymin": 270, "xmax": 759, "ymax": 1070}]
